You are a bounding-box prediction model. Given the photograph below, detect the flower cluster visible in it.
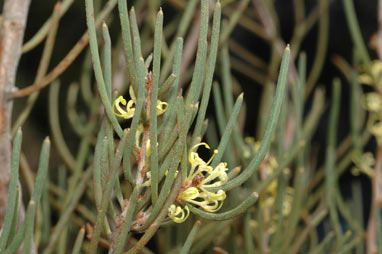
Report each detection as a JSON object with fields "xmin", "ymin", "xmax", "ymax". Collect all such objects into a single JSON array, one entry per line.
[
  {"xmin": 359, "ymin": 60, "xmax": 382, "ymax": 86},
  {"xmin": 359, "ymin": 61, "xmax": 382, "ymax": 146},
  {"xmin": 243, "ymin": 136, "xmax": 260, "ymax": 159},
  {"xmin": 112, "ymin": 84, "xmax": 168, "ymax": 187},
  {"xmin": 244, "ymin": 136, "xmax": 293, "ymax": 234},
  {"xmin": 168, "ymin": 143, "xmax": 230, "ymax": 223},
  {"xmin": 112, "ymin": 85, "xmax": 168, "ymax": 119}
]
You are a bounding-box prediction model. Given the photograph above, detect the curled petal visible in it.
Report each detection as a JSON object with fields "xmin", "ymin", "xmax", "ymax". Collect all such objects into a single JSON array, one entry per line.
[
  {"xmin": 188, "ymin": 143, "xmax": 218, "ymax": 178},
  {"xmin": 168, "ymin": 204, "xmax": 190, "ymax": 223},
  {"xmin": 192, "ymin": 164, "xmax": 213, "ymax": 177},
  {"xmin": 112, "ymin": 96, "xmax": 127, "ymax": 117},
  {"xmin": 112, "ymin": 96, "xmax": 135, "ymax": 119},
  {"xmin": 129, "ymin": 85, "xmax": 136, "ymax": 101},
  {"xmin": 201, "ymin": 189, "xmax": 226, "ymax": 202},
  {"xmin": 113, "ymin": 85, "xmax": 168, "ymax": 120},
  {"xmin": 142, "ymin": 172, "xmax": 152, "ymax": 187},
  {"xmin": 200, "ymin": 172, "xmax": 227, "ymax": 188},
  {"xmin": 126, "ymin": 99, "xmax": 136, "ymax": 114},
  {"xmin": 199, "ymin": 198, "xmax": 224, "ymax": 213},
  {"xmin": 189, "ymin": 142, "xmax": 210, "ymax": 164},
  {"xmin": 184, "ymin": 189, "xmax": 226, "ymax": 212},
  {"xmin": 180, "ymin": 187, "xmax": 200, "ymax": 202},
  {"xmin": 200, "ymin": 163, "xmax": 228, "ymax": 188},
  {"xmin": 156, "ymin": 100, "xmax": 169, "ymax": 115}
]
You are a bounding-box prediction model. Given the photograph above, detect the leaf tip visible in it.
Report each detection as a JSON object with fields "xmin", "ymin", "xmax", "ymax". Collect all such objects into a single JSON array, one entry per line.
[
  {"xmin": 44, "ymin": 136, "xmax": 51, "ymax": 144},
  {"xmin": 54, "ymin": 1, "xmax": 62, "ymax": 9}
]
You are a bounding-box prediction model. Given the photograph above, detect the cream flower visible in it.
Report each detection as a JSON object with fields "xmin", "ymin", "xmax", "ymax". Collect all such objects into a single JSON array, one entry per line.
[
  {"xmin": 168, "ymin": 143, "xmax": 230, "ymax": 223},
  {"xmin": 112, "ymin": 85, "xmax": 169, "ymax": 119},
  {"xmin": 364, "ymin": 92, "xmax": 382, "ymax": 112},
  {"xmin": 359, "ymin": 60, "xmax": 382, "ymax": 86},
  {"xmin": 244, "ymin": 137, "xmax": 261, "ymax": 158}
]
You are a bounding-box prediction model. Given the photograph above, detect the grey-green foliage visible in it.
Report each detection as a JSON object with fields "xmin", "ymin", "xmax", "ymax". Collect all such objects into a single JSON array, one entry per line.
[
  {"xmin": 1, "ymin": 0, "xmax": 377, "ymax": 253},
  {"xmin": 0, "ymin": 129, "xmax": 50, "ymax": 253},
  {"xmin": 84, "ymin": 0, "xmax": 289, "ymax": 252}
]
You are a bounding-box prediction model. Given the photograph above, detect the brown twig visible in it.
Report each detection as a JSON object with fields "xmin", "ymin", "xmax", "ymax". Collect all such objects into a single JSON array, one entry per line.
[
  {"xmin": 252, "ymin": 0, "xmax": 297, "ymax": 84},
  {"xmin": 135, "ymin": 74, "xmax": 152, "ymax": 186},
  {"xmin": 12, "ymin": 32, "xmax": 89, "ymax": 99},
  {"xmin": 124, "ymin": 177, "xmax": 182, "ymax": 254},
  {"xmin": 11, "ymin": 0, "xmax": 117, "ymax": 99},
  {"xmin": 367, "ymin": 148, "xmax": 382, "ymax": 253},
  {"xmin": 179, "ymin": 10, "xmax": 201, "ymax": 88},
  {"xmin": 331, "ymin": 54, "xmax": 354, "ymax": 82},
  {"xmin": 0, "ymin": 0, "xmax": 32, "ymax": 252}
]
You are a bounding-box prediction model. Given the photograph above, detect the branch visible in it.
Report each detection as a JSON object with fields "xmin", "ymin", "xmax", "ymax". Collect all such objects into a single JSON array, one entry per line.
[{"xmin": 0, "ymin": 0, "xmax": 30, "ymax": 222}]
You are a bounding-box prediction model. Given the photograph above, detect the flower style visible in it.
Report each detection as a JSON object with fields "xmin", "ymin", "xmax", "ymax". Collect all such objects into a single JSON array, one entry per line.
[
  {"xmin": 168, "ymin": 142, "xmax": 230, "ymax": 223},
  {"xmin": 112, "ymin": 85, "xmax": 169, "ymax": 119}
]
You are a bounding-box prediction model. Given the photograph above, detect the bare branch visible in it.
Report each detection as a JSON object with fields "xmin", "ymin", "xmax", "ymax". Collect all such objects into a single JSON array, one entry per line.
[{"xmin": 0, "ymin": 0, "xmax": 31, "ymax": 222}]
